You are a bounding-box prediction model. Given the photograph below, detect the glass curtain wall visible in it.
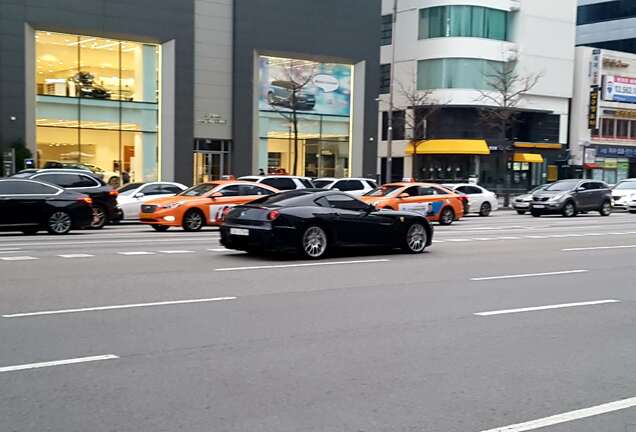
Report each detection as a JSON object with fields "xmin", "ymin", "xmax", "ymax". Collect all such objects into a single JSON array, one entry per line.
[
  {"xmin": 419, "ymin": 5, "xmax": 508, "ymax": 40},
  {"xmin": 417, "ymin": 58, "xmax": 502, "ymax": 90},
  {"xmin": 35, "ymin": 31, "xmax": 160, "ymax": 185}
]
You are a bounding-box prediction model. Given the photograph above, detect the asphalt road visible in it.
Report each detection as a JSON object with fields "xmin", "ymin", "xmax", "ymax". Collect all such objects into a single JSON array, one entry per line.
[{"xmin": 2, "ymin": 211, "xmax": 636, "ymax": 432}]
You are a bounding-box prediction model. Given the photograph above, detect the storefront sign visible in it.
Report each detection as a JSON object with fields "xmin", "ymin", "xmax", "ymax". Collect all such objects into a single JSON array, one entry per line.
[
  {"xmin": 603, "ymin": 75, "xmax": 636, "ymax": 104},
  {"xmin": 603, "ymin": 57, "xmax": 629, "ymax": 69},
  {"xmin": 590, "ymin": 49, "xmax": 602, "ymax": 86},
  {"xmin": 596, "ymin": 145, "xmax": 636, "ymax": 158},
  {"xmin": 602, "ymin": 109, "xmax": 636, "ymax": 119},
  {"xmin": 588, "ymin": 88, "xmax": 600, "ymax": 129}
]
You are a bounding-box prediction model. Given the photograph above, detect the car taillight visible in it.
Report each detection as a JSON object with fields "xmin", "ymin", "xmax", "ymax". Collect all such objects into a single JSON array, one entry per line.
[
  {"xmin": 109, "ymin": 190, "xmax": 118, "ymax": 197},
  {"xmin": 81, "ymin": 197, "xmax": 93, "ymax": 205},
  {"xmin": 267, "ymin": 210, "xmax": 280, "ymax": 221}
]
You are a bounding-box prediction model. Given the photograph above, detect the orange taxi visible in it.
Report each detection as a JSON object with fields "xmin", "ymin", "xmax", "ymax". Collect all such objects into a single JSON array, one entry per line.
[
  {"xmin": 139, "ymin": 181, "xmax": 278, "ymax": 232},
  {"xmin": 360, "ymin": 182, "xmax": 465, "ymax": 225}
]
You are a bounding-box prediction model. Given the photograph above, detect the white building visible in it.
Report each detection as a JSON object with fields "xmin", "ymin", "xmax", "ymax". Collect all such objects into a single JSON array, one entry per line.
[
  {"xmin": 379, "ymin": 0, "xmax": 577, "ymax": 191},
  {"xmin": 571, "ymin": 47, "xmax": 636, "ymax": 183}
]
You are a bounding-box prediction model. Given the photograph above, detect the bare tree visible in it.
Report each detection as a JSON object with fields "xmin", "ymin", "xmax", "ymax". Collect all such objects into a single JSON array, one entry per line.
[
  {"xmin": 477, "ymin": 61, "xmax": 542, "ymax": 204},
  {"xmin": 394, "ymin": 78, "xmax": 448, "ymax": 178},
  {"xmin": 267, "ymin": 59, "xmax": 316, "ymax": 175}
]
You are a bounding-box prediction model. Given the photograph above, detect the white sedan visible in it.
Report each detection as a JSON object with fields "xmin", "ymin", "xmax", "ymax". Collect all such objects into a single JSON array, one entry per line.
[
  {"xmin": 313, "ymin": 177, "xmax": 378, "ymax": 197},
  {"xmin": 442, "ymin": 183, "xmax": 498, "ymax": 216},
  {"xmin": 611, "ymin": 179, "xmax": 636, "ymax": 210},
  {"xmin": 117, "ymin": 182, "xmax": 188, "ymax": 220}
]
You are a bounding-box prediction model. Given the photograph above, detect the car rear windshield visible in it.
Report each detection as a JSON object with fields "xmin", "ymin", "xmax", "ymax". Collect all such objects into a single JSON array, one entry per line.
[
  {"xmin": 118, "ymin": 183, "xmax": 145, "ymax": 195},
  {"xmin": 313, "ymin": 180, "xmax": 333, "ymax": 189},
  {"xmin": 249, "ymin": 190, "xmax": 314, "ymax": 207},
  {"xmin": 545, "ymin": 181, "xmax": 579, "ymax": 191},
  {"xmin": 614, "ymin": 181, "xmax": 636, "ymax": 190},
  {"xmin": 364, "ymin": 185, "xmax": 402, "ymax": 197},
  {"xmin": 180, "ymin": 183, "xmax": 218, "ymax": 196}
]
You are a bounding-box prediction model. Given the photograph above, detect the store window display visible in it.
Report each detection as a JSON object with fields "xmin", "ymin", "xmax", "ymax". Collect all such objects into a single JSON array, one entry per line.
[{"xmin": 35, "ymin": 31, "xmax": 160, "ymax": 185}]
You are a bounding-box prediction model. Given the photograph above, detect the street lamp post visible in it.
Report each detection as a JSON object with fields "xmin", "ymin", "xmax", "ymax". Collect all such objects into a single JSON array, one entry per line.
[{"xmin": 385, "ymin": 0, "xmax": 397, "ymax": 184}]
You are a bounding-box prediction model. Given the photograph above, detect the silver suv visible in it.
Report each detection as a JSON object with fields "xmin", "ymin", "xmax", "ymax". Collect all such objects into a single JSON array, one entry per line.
[{"xmin": 530, "ymin": 179, "xmax": 612, "ymax": 217}]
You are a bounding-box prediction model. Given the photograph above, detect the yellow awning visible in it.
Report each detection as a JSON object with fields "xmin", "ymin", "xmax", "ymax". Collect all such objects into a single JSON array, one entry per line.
[
  {"xmin": 405, "ymin": 139, "xmax": 490, "ymax": 155},
  {"xmin": 513, "ymin": 153, "xmax": 544, "ymax": 163},
  {"xmin": 514, "ymin": 142, "xmax": 562, "ymax": 149}
]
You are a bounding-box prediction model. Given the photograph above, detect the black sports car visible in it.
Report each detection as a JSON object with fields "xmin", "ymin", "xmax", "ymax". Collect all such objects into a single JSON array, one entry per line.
[
  {"xmin": 0, "ymin": 178, "xmax": 93, "ymax": 235},
  {"xmin": 220, "ymin": 190, "xmax": 433, "ymax": 259}
]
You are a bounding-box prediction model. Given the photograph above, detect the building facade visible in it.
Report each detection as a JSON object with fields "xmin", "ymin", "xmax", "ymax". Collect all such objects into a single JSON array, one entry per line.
[
  {"xmin": 0, "ymin": 0, "xmax": 380, "ymax": 185},
  {"xmin": 577, "ymin": 0, "xmax": 636, "ymax": 53},
  {"xmin": 571, "ymin": 47, "xmax": 636, "ymax": 183},
  {"xmin": 379, "ymin": 0, "xmax": 576, "ymax": 191}
]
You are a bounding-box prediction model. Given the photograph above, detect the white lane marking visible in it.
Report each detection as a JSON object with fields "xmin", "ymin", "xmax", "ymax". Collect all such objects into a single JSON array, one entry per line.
[
  {"xmin": 473, "ymin": 237, "xmax": 495, "ymax": 241},
  {"xmin": 117, "ymin": 251, "xmax": 155, "ymax": 256},
  {"xmin": 431, "ymin": 240, "xmax": 445, "ymax": 243},
  {"xmin": 58, "ymin": 254, "xmax": 94, "ymax": 258},
  {"xmin": 0, "ymin": 256, "xmax": 38, "ymax": 261},
  {"xmin": 446, "ymin": 238, "xmax": 471, "ymax": 242},
  {"xmin": 496, "ymin": 236, "xmax": 521, "ymax": 240},
  {"xmin": 208, "ymin": 248, "xmax": 229, "ymax": 252},
  {"xmin": 563, "ymin": 245, "xmax": 636, "ymax": 252},
  {"xmin": 474, "ymin": 299, "xmax": 620, "ymax": 317},
  {"xmin": 524, "ymin": 235, "xmax": 549, "ymax": 239},
  {"xmin": 471, "ymin": 270, "xmax": 588, "ymax": 281},
  {"xmin": 0, "ymin": 238, "xmax": 218, "ymax": 248},
  {"xmin": 2, "ymin": 296, "xmax": 237, "ymax": 318},
  {"xmin": 479, "ymin": 396, "xmax": 636, "ymax": 432},
  {"xmin": 0, "ymin": 354, "xmax": 119, "ymax": 373},
  {"xmin": 158, "ymin": 250, "xmax": 195, "ymax": 254},
  {"xmin": 215, "ymin": 259, "xmax": 391, "ymax": 272}
]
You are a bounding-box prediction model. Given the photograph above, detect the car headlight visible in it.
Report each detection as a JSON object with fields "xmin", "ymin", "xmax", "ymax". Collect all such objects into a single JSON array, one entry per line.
[
  {"xmin": 549, "ymin": 193, "xmax": 566, "ymax": 202},
  {"xmin": 162, "ymin": 201, "xmax": 185, "ymax": 209}
]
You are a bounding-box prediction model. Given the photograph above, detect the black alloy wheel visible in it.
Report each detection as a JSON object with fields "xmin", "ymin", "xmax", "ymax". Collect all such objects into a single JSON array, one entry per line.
[
  {"xmin": 599, "ymin": 201, "xmax": 612, "ymax": 216},
  {"xmin": 479, "ymin": 202, "xmax": 492, "ymax": 217},
  {"xmin": 439, "ymin": 207, "xmax": 455, "ymax": 225},
  {"xmin": 562, "ymin": 201, "xmax": 577, "ymax": 218},
  {"xmin": 300, "ymin": 225, "xmax": 328, "ymax": 259},
  {"xmin": 182, "ymin": 210, "xmax": 204, "ymax": 232},
  {"xmin": 403, "ymin": 223, "xmax": 427, "ymax": 254},
  {"xmin": 47, "ymin": 211, "xmax": 72, "ymax": 235},
  {"xmin": 90, "ymin": 205, "xmax": 107, "ymax": 229},
  {"xmin": 151, "ymin": 225, "xmax": 170, "ymax": 232}
]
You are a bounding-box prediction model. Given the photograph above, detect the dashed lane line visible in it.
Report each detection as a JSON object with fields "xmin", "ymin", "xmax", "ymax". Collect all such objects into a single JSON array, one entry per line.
[
  {"xmin": 157, "ymin": 250, "xmax": 195, "ymax": 254},
  {"xmin": 474, "ymin": 299, "xmax": 620, "ymax": 316},
  {"xmin": 0, "ymin": 256, "xmax": 38, "ymax": 261},
  {"xmin": 0, "ymin": 355, "xmax": 119, "ymax": 373},
  {"xmin": 0, "ymin": 238, "xmax": 219, "ymax": 248},
  {"xmin": 215, "ymin": 259, "xmax": 391, "ymax": 272},
  {"xmin": 471, "ymin": 269, "xmax": 588, "ymax": 281},
  {"xmin": 58, "ymin": 254, "xmax": 95, "ymax": 258},
  {"xmin": 117, "ymin": 251, "xmax": 156, "ymax": 256},
  {"xmin": 562, "ymin": 244, "xmax": 636, "ymax": 252}
]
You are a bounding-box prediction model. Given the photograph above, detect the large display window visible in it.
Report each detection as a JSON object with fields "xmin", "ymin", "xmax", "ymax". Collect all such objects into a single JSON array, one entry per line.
[
  {"xmin": 35, "ymin": 31, "xmax": 160, "ymax": 185},
  {"xmin": 257, "ymin": 56, "xmax": 352, "ymax": 177}
]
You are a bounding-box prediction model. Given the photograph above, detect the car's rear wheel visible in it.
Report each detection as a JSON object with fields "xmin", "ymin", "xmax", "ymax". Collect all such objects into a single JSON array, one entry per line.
[
  {"xmin": 439, "ymin": 207, "xmax": 455, "ymax": 225},
  {"xmin": 182, "ymin": 210, "xmax": 204, "ymax": 232},
  {"xmin": 47, "ymin": 211, "xmax": 72, "ymax": 235},
  {"xmin": 90, "ymin": 204, "xmax": 107, "ymax": 229},
  {"xmin": 403, "ymin": 223, "xmax": 428, "ymax": 254},
  {"xmin": 479, "ymin": 202, "xmax": 492, "ymax": 217},
  {"xmin": 599, "ymin": 200, "xmax": 612, "ymax": 216},
  {"xmin": 151, "ymin": 225, "xmax": 170, "ymax": 232},
  {"xmin": 300, "ymin": 225, "xmax": 328, "ymax": 259},
  {"xmin": 562, "ymin": 201, "xmax": 577, "ymax": 217},
  {"xmin": 516, "ymin": 210, "xmax": 526, "ymax": 215}
]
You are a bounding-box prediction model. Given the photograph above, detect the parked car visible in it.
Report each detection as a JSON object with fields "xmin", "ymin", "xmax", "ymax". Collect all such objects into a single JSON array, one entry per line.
[
  {"xmin": 529, "ymin": 179, "xmax": 612, "ymax": 217},
  {"xmin": 41, "ymin": 161, "xmax": 120, "ymax": 186},
  {"xmin": 117, "ymin": 182, "xmax": 188, "ymax": 220},
  {"xmin": 611, "ymin": 178, "xmax": 636, "ymax": 210},
  {"xmin": 360, "ymin": 182, "xmax": 465, "ymax": 225},
  {"xmin": 220, "ymin": 190, "xmax": 433, "ymax": 259},
  {"xmin": 139, "ymin": 181, "xmax": 278, "ymax": 232},
  {"xmin": 12, "ymin": 169, "xmax": 120, "ymax": 229},
  {"xmin": 239, "ymin": 175, "xmax": 314, "ymax": 190},
  {"xmin": 0, "ymin": 178, "xmax": 93, "ymax": 235},
  {"xmin": 313, "ymin": 177, "xmax": 378, "ymax": 197},
  {"xmin": 266, "ymin": 80, "xmax": 316, "ymax": 110},
  {"xmin": 628, "ymin": 197, "xmax": 636, "ymax": 214},
  {"xmin": 512, "ymin": 184, "xmax": 549, "ymax": 215},
  {"xmin": 442, "ymin": 183, "xmax": 498, "ymax": 216}
]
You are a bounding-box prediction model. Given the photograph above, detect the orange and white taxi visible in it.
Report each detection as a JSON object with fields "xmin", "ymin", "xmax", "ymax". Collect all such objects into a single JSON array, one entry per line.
[
  {"xmin": 139, "ymin": 181, "xmax": 278, "ymax": 232},
  {"xmin": 360, "ymin": 182, "xmax": 466, "ymax": 225}
]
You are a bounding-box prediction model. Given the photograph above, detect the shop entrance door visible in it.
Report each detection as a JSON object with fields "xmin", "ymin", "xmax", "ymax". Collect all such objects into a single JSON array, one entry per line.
[{"xmin": 194, "ymin": 152, "xmax": 224, "ymax": 183}]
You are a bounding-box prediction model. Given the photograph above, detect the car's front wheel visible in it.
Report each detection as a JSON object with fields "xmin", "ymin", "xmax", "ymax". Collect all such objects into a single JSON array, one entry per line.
[
  {"xmin": 182, "ymin": 210, "xmax": 205, "ymax": 232},
  {"xmin": 479, "ymin": 202, "xmax": 492, "ymax": 217},
  {"xmin": 599, "ymin": 200, "xmax": 612, "ymax": 216},
  {"xmin": 562, "ymin": 201, "xmax": 577, "ymax": 217},
  {"xmin": 47, "ymin": 211, "xmax": 72, "ymax": 235},
  {"xmin": 439, "ymin": 207, "xmax": 455, "ymax": 225},
  {"xmin": 403, "ymin": 223, "xmax": 428, "ymax": 254},
  {"xmin": 300, "ymin": 225, "xmax": 328, "ymax": 259}
]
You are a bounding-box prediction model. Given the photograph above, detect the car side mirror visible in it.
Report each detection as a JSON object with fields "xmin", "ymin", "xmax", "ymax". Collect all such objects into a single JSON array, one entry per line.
[
  {"xmin": 134, "ymin": 192, "xmax": 144, "ymax": 198},
  {"xmin": 399, "ymin": 193, "xmax": 410, "ymax": 199},
  {"xmin": 210, "ymin": 191, "xmax": 223, "ymax": 199}
]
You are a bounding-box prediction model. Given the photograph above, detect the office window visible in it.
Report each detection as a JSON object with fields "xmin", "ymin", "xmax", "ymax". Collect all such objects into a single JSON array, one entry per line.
[
  {"xmin": 381, "ymin": 14, "xmax": 393, "ymax": 46},
  {"xmin": 380, "ymin": 64, "xmax": 391, "ymax": 94},
  {"xmin": 577, "ymin": 1, "xmax": 636, "ymax": 25},
  {"xmin": 381, "ymin": 111, "xmax": 405, "ymax": 141},
  {"xmin": 419, "ymin": 5, "xmax": 508, "ymax": 41},
  {"xmin": 417, "ymin": 58, "xmax": 502, "ymax": 90}
]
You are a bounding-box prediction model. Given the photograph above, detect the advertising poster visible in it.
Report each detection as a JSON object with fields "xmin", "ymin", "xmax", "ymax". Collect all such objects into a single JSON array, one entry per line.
[
  {"xmin": 258, "ymin": 56, "xmax": 352, "ymax": 117},
  {"xmin": 603, "ymin": 75, "xmax": 636, "ymax": 104}
]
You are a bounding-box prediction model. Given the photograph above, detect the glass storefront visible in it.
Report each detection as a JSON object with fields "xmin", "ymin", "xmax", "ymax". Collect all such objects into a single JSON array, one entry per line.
[
  {"xmin": 257, "ymin": 56, "xmax": 352, "ymax": 177},
  {"xmin": 35, "ymin": 31, "xmax": 160, "ymax": 185}
]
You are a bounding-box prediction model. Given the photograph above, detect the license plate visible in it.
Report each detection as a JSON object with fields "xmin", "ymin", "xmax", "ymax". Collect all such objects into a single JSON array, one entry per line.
[
  {"xmin": 230, "ymin": 228, "xmax": 249, "ymax": 236},
  {"xmin": 515, "ymin": 203, "xmax": 529, "ymax": 208},
  {"xmin": 533, "ymin": 204, "xmax": 545, "ymax": 209}
]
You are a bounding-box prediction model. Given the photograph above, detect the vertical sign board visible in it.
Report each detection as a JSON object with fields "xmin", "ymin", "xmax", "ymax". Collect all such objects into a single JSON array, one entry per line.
[
  {"xmin": 2, "ymin": 149, "xmax": 15, "ymax": 176},
  {"xmin": 588, "ymin": 88, "xmax": 600, "ymax": 130},
  {"xmin": 588, "ymin": 49, "xmax": 602, "ymax": 132}
]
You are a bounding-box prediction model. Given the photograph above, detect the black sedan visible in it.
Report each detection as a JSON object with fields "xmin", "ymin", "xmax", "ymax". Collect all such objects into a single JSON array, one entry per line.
[
  {"xmin": 12, "ymin": 169, "xmax": 119, "ymax": 228},
  {"xmin": 220, "ymin": 190, "xmax": 433, "ymax": 259},
  {"xmin": 0, "ymin": 178, "xmax": 93, "ymax": 235}
]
